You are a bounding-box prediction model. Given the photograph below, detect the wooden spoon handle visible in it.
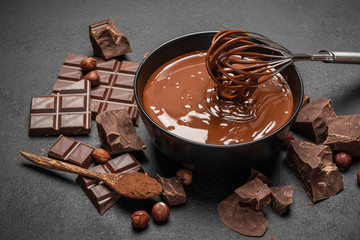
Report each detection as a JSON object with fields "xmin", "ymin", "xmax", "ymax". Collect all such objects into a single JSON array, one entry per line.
[{"xmin": 20, "ymin": 151, "xmax": 106, "ymax": 181}]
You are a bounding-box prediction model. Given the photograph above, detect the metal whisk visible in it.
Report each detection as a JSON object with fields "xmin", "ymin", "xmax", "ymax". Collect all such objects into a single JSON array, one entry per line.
[{"xmin": 205, "ymin": 30, "xmax": 360, "ymax": 101}]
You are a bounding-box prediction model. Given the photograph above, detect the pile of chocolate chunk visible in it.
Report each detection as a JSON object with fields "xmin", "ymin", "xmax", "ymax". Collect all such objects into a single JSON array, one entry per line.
[{"xmin": 217, "ymin": 94, "xmax": 360, "ymax": 237}]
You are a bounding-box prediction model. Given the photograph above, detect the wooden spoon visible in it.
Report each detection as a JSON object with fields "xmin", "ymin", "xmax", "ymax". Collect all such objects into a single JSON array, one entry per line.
[{"xmin": 20, "ymin": 151, "xmax": 162, "ymax": 199}]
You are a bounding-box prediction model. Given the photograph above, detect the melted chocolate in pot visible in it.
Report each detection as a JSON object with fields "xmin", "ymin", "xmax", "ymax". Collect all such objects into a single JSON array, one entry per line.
[{"xmin": 143, "ymin": 51, "xmax": 293, "ymax": 145}]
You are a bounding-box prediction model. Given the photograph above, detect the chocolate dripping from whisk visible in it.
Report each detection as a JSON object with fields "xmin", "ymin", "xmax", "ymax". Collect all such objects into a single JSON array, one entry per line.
[{"xmin": 205, "ymin": 30, "xmax": 275, "ymax": 103}]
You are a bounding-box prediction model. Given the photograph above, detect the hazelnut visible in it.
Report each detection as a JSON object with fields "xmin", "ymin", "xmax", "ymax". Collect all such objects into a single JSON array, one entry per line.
[
  {"xmin": 176, "ymin": 168, "xmax": 193, "ymax": 185},
  {"xmin": 357, "ymin": 170, "xmax": 360, "ymax": 185},
  {"xmin": 83, "ymin": 71, "xmax": 100, "ymax": 87},
  {"xmin": 151, "ymin": 202, "xmax": 169, "ymax": 222},
  {"xmin": 80, "ymin": 57, "xmax": 97, "ymax": 71},
  {"xmin": 282, "ymin": 132, "xmax": 294, "ymax": 148},
  {"xmin": 92, "ymin": 148, "xmax": 111, "ymax": 164},
  {"xmin": 334, "ymin": 152, "xmax": 352, "ymax": 171},
  {"xmin": 131, "ymin": 210, "xmax": 150, "ymax": 229}
]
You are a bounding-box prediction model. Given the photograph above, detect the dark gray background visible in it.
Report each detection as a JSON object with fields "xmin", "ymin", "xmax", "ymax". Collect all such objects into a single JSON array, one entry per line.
[{"xmin": 1, "ymin": 0, "xmax": 359, "ymax": 239}]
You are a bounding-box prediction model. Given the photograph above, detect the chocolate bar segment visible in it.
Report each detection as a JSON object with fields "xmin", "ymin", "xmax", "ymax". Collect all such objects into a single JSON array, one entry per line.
[
  {"xmin": 52, "ymin": 53, "xmax": 139, "ymax": 124},
  {"xmin": 234, "ymin": 178, "xmax": 271, "ymax": 211},
  {"xmin": 292, "ymin": 98, "xmax": 336, "ymax": 144},
  {"xmin": 157, "ymin": 174, "xmax": 186, "ymax": 206},
  {"xmin": 270, "ymin": 185, "xmax": 293, "ymax": 215},
  {"xmin": 29, "ymin": 80, "xmax": 91, "ymax": 137},
  {"xmin": 76, "ymin": 153, "xmax": 143, "ymax": 215},
  {"xmin": 217, "ymin": 193, "xmax": 268, "ymax": 237},
  {"xmin": 89, "ymin": 19, "xmax": 132, "ymax": 60},
  {"xmin": 48, "ymin": 135, "xmax": 94, "ymax": 168},
  {"xmin": 96, "ymin": 110, "xmax": 145, "ymax": 155},
  {"xmin": 286, "ymin": 140, "xmax": 343, "ymax": 203},
  {"xmin": 324, "ymin": 115, "xmax": 360, "ymax": 157}
]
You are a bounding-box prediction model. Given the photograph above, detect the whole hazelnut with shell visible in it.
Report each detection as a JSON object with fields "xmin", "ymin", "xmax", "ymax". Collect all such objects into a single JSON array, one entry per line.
[
  {"xmin": 131, "ymin": 210, "xmax": 150, "ymax": 229},
  {"xmin": 80, "ymin": 57, "xmax": 97, "ymax": 71}
]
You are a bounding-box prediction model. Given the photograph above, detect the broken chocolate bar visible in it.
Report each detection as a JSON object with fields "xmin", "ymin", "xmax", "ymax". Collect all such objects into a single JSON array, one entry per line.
[
  {"xmin": 324, "ymin": 114, "xmax": 360, "ymax": 157},
  {"xmin": 89, "ymin": 19, "xmax": 132, "ymax": 60},
  {"xmin": 52, "ymin": 53, "xmax": 139, "ymax": 124},
  {"xmin": 76, "ymin": 153, "xmax": 143, "ymax": 215},
  {"xmin": 287, "ymin": 140, "xmax": 343, "ymax": 203},
  {"xmin": 96, "ymin": 110, "xmax": 146, "ymax": 155},
  {"xmin": 270, "ymin": 185, "xmax": 293, "ymax": 215},
  {"xmin": 234, "ymin": 178, "xmax": 271, "ymax": 211},
  {"xmin": 217, "ymin": 193, "xmax": 268, "ymax": 237},
  {"xmin": 48, "ymin": 135, "xmax": 94, "ymax": 168},
  {"xmin": 292, "ymin": 98, "xmax": 336, "ymax": 144},
  {"xmin": 157, "ymin": 174, "xmax": 186, "ymax": 206},
  {"xmin": 247, "ymin": 169, "xmax": 273, "ymax": 187},
  {"xmin": 29, "ymin": 80, "xmax": 91, "ymax": 137}
]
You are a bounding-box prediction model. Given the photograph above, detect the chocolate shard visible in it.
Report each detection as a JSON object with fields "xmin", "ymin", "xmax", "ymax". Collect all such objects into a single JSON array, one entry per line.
[
  {"xmin": 96, "ymin": 110, "xmax": 146, "ymax": 155},
  {"xmin": 324, "ymin": 115, "xmax": 360, "ymax": 157},
  {"xmin": 48, "ymin": 135, "xmax": 94, "ymax": 168},
  {"xmin": 286, "ymin": 140, "xmax": 343, "ymax": 203},
  {"xmin": 292, "ymin": 98, "xmax": 336, "ymax": 144},
  {"xmin": 217, "ymin": 193, "xmax": 268, "ymax": 237},
  {"xmin": 157, "ymin": 174, "xmax": 186, "ymax": 206},
  {"xmin": 29, "ymin": 80, "xmax": 91, "ymax": 137},
  {"xmin": 270, "ymin": 185, "xmax": 293, "ymax": 215},
  {"xmin": 89, "ymin": 19, "xmax": 132, "ymax": 60},
  {"xmin": 76, "ymin": 153, "xmax": 143, "ymax": 215},
  {"xmin": 234, "ymin": 178, "xmax": 271, "ymax": 211},
  {"xmin": 247, "ymin": 169, "xmax": 274, "ymax": 187}
]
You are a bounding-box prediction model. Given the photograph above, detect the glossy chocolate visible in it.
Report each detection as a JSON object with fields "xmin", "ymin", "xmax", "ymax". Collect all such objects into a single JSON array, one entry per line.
[{"xmin": 143, "ymin": 51, "xmax": 294, "ymax": 145}]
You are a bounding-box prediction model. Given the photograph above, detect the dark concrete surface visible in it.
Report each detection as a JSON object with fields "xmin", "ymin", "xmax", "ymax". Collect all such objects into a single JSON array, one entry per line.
[{"xmin": 1, "ymin": 0, "xmax": 360, "ymax": 239}]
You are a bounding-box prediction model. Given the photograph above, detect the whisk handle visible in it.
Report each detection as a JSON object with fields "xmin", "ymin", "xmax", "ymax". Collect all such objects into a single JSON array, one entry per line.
[{"xmin": 318, "ymin": 50, "xmax": 360, "ymax": 64}]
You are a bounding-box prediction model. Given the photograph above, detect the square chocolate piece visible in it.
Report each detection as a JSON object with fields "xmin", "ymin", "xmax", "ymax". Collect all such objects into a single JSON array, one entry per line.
[
  {"xmin": 292, "ymin": 98, "xmax": 336, "ymax": 144},
  {"xmin": 29, "ymin": 80, "xmax": 91, "ymax": 137},
  {"xmin": 287, "ymin": 140, "xmax": 343, "ymax": 203},
  {"xmin": 89, "ymin": 19, "xmax": 132, "ymax": 59},
  {"xmin": 52, "ymin": 53, "xmax": 139, "ymax": 125},
  {"xmin": 96, "ymin": 110, "xmax": 145, "ymax": 155},
  {"xmin": 76, "ymin": 153, "xmax": 143, "ymax": 215},
  {"xmin": 234, "ymin": 178, "xmax": 271, "ymax": 211},
  {"xmin": 270, "ymin": 185, "xmax": 293, "ymax": 215},
  {"xmin": 48, "ymin": 135, "xmax": 94, "ymax": 168},
  {"xmin": 324, "ymin": 115, "xmax": 360, "ymax": 157}
]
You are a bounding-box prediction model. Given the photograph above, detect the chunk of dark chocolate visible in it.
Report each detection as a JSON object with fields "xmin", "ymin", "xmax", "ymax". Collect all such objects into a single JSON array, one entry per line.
[
  {"xmin": 324, "ymin": 115, "xmax": 360, "ymax": 157},
  {"xmin": 29, "ymin": 80, "xmax": 91, "ymax": 137},
  {"xmin": 217, "ymin": 193, "xmax": 268, "ymax": 237},
  {"xmin": 96, "ymin": 110, "xmax": 146, "ymax": 155},
  {"xmin": 270, "ymin": 185, "xmax": 293, "ymax": 215},
  {"xmin": 287, "ymin": 140, "xmax": 343, "ymax": 203},
  {"xmin": 247, "ymin": 169, "xmax": 274, "ymax": 187},
  {"xmin": 76, "ymin": 153, "xmax": 143, "ymax": 215},
  {"xmin": 292, "ymin": 98, "xmax": 336, "ymax": 144},
  {"xmin": 157, "ymin": 174, "xmax": 186, "ymax": 206},
  {"xmin": 48, "ymin": 135, "xmax": 94, "ymax": 168},
  {"xmin": 89, "ymin": 19, "xmax": 132, "ymax": 60},
  {"xmin": 234, "ymin": 178, "xmax": 271, "ymax": 211}
]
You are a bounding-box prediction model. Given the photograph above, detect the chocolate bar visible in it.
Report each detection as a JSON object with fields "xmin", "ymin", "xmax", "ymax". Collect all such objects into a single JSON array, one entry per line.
[
  {"xmin": 286, "ymin": 140, "xmax": 343, "ymax": 203},
  {"xmin": 48, "ymin": 135, "xmax": 94, "ymax": 168},
  {"xmin": 52, "ymin": 53, "xmax": 139, "ymax": 124},
  {"xmin": 292, "ymin": 98, "xmax": 336, "ymax": 144},
  {"xmin": 29, "ymin": 80, "xmax": 91, "ymax": 137},
  {"xmin": 157, "ymin": 174, "xmax": 186, "ymax": 206},
  {"xmin": 217, "ymin": 193, "xmax": 268, "ymax": 237},
  {"xmin": 76, "ymin": 153, "xmax": 143, "ymax": 215},
  {"xmin": 96, "ymin": 110, "xmax": 145, "ymax": 155},
  {"xmin": 89, "ymin": 19, "xmax": 132, "ymax": 60},
  {"xmin": 234, "ymin": 178, "xmax": 271, "ymax": 211},
  {"xmin": 270, "ymin": 185, "xmax": 293, "ymax": 215},
  {"xmin": 324, "ymin": 115, "xmax": 360, "ymax": 157}
]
